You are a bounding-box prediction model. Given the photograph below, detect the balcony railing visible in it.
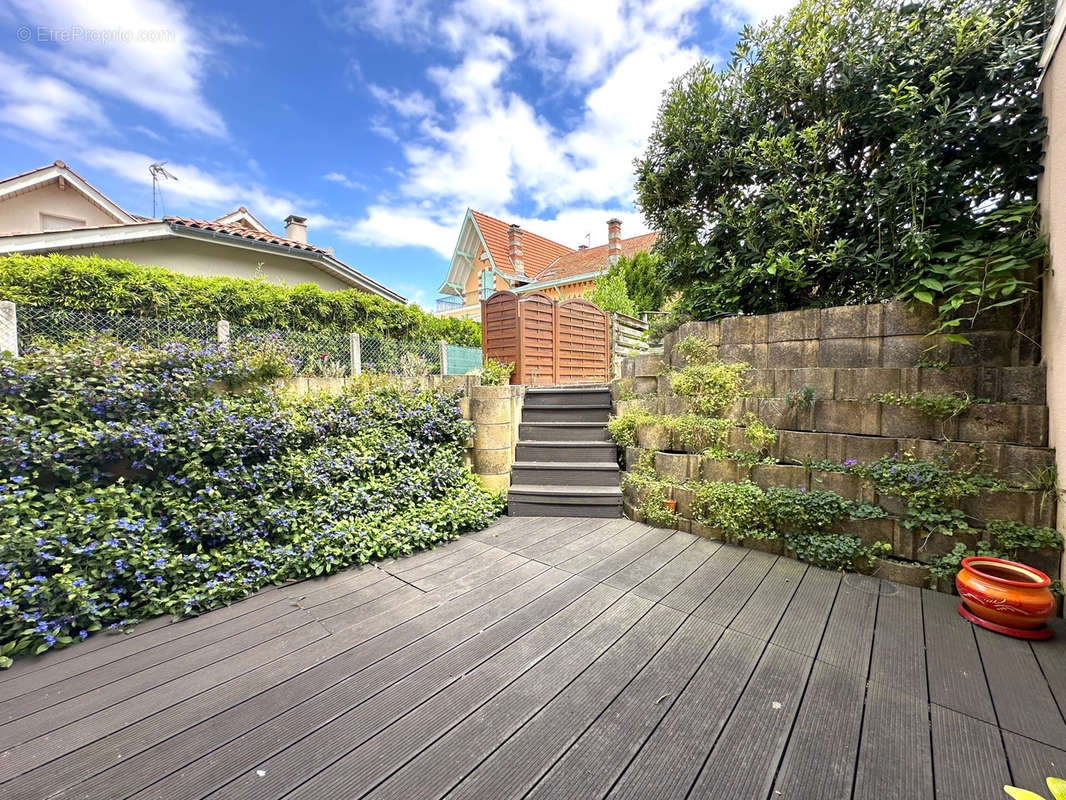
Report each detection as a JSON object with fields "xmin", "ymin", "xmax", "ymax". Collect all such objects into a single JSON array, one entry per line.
[{"xmin": 435, "ymin": 296, "xmax": 466, "ymax": 312}]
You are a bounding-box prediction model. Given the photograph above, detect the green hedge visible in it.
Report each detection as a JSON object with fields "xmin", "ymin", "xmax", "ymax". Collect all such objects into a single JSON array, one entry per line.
[{"xmin": 0, "ymin": 254, "xmax": 481, "ymax": 346}]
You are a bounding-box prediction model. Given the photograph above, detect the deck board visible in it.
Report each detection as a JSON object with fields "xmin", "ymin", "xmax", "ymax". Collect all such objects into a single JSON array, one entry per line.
[{"xmin": 4, "ymin": 514, "xmax": 1066, "ymax": 800}]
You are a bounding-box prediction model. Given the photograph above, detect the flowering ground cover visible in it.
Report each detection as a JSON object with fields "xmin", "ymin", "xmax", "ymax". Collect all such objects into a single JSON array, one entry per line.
[{"xmin": 0, "ymin": 338, "xmax": 503, "ymax": 666}]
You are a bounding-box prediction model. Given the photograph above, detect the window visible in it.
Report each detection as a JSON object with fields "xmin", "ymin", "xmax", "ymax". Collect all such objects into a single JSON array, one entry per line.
[
  {"xmin": 480, "ymin": 269, "xmax": 494, "ymax": 300},
  {"xmin": 40, "ymin": 213, "xmax": 86, "ymax": 231}
]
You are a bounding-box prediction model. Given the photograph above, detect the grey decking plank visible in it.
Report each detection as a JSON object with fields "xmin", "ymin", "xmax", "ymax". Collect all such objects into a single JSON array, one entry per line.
[
  {"xmin": 368, "ymin": 603, "xmax": 682, "ymax": 800},
  {"xmin": 728, "ymin": 556, "xmax": 807, "ymax": 641},
  {"xmin": 931, "ymin": 704, "xmax": 1012, "ymax": 800},
  {"xmin": 816, "ymin": 572, "xmax": 879, "ymax": 676},
  {"xmin": 533, "ymin": 518, "xmax": 638, "ymax": 566},
  {"xmin": 381, "ymin": 537, "xmax": 482, "ymax": 574},
  {"xmin": 868, "ymin": 581, "xmax": 927, "ymax": 700},
  {"xmin": 385, "ymin": 541, "xmax": 491, "ymax": 582},
  {"xmin": 514, "ymin": 516, "xmax": 615, "ymax": 560},
  {"xmin": 432, "ymin": 552, "xmax": 530, "ymax": 600},
  {"xmin": 923, "ymin": 588, "xmax": 997, "ymax": 724},
  {"xmin": 521, "ymin": 615, "xmax": 723, "ymax": 800},
  {"xmin": 977, "ymin": 627, "xmax": 1066, "ymax": 749},
  {"xmin": 470, "ymin": 516, "xmax": 568, "ymax": 549},
  {"xmin": 408, "ymin": 546, "xmax": 511, "ymax": 591},
  {"xmin": 300, "ymin": 575, "xmax": 410, "ymax": 621},
  {"xmin": 1030, "ymin": 620, "xmax": 1066, "ymax": 725},
  {"xmin": 0, "ymin": 605, "xmax": 320, "ymax": 752},
  {"xmin": 852, "ymin": 679, "xmax": 934, "ymax": 800},
  {"xmin": 0, "ymin": 588, "xmax": 293, "ymax": 700},
  {"xmin": 690, "ymin": 549, "xmax": 777, "ymax": 626},
  {"xmin": 570, "ymin": 526, "xmax": 675, "ymax": 582},
  {"xmin": 602, "ymin": 532, "xmax": 696, "ymax": 592},
  {"xmin": 463, "ymin": 515, "xmax": 543, "ymax": 544},
  {"xmin": 322, "ymin": 584, "xmax": 424, "ymax": 633},
  {"xmin": 772, "ymin": 660, "xmax": 866, "ymax": 798},
  {"xmin": 631, "ymin": 537, "xmax": 719, "ymax": 603},
  {"xmin": 607, "ymin": 629, "xmax": 765, "ymax": 800},
  {"xmin": 16, "ymin": 562, "xmax": 557, "ymax": 800},
  {"xmin": 657, "ymin": 544, "xmax": 747, "ymax": 614},
  {"xmin": 687, "ymin": 643, "xmax": 812, "ymax": 800},
  {"xmin": 553, "ymin": 522, "xmax": 651, "ymax": 573},
  {"xmin": 119, "ymin": 572, "xmax": 602, "ymax": 800},
  {"xmin": 1002, "ymin": 731, "xmax": 1066, "ymax": 797},
  {"xmin": 769, "ymin": 566, "xmax": 840, "ymax": 657},
  {"xmin": 285, "ymin": 566, "xmax": 391, "ymax": 610},
  {"xmin": 207, "ymin": 587, "xmax": 638, "ymax": 800}
]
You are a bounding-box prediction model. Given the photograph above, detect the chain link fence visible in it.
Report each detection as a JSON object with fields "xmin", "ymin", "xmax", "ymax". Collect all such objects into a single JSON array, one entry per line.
[{"xmin": 0, "ymin": 302, "xmax": 483, "ymax": 378}]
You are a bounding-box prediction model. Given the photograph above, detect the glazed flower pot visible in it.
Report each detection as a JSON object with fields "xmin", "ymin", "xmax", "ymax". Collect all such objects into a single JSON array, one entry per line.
[{"xmin": 956, "ymin": 556, "xmax": 1056, "ymax": 640}]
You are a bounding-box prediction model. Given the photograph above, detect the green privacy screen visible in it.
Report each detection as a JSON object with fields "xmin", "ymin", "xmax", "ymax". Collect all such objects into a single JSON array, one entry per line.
[{"xmin": 446, "ymin": 344, "xmax": 482, "ymax": 375}]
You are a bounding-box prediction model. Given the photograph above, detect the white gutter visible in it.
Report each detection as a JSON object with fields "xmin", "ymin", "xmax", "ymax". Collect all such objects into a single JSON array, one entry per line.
[{"xmin": 1040, "ymin": 0, "xmax": 1066, "ymax": 84}]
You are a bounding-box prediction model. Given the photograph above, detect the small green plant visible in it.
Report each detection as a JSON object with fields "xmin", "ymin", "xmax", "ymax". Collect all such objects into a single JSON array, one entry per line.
[
  {"xmin": 607, "ymin": 408, "xmax": 657, "ymax": 450},
  {"xmin": 740, "ymin": 412, "xmax": 777, "ymax": 454},
  {"xmin": 479, "ymin": 359, "xmax": 514, "ymax": 386},
  {"xmin": 641, "ymin": 483, "xmax": 677, "ymax": 526},
  {"xmin": 1005, "ymin": 776, "xmax": 1066, "ymax": 800},
  {"xmin": 916, "ymin": 348, "xmax": 950, "ymax": 370},
  {"xmin": 870, "ymin": 390, "xmax": 989, "ymax": 420},
  {"xmin": 788, "ymin": 534, "xmax": 890, "ymax": 573},
  {"xmin": 927, "ymin": 540, "xmax": 1008, "ymax": 584},
  {"xmin": 665, "ymin": 413, "xmax": 734, "ymax": 454},
  {"xmin": 675, "ymin": 335, "xmax": 718, "ymax": 366},
  {"xmin": 691, "ymin": 480, "xmax": 767, "ymax": 542},
  {"xmin": 616, "ymin": 379, "xmax": 638, "ymax": 401},
  {"xmin": 785, "ymin": 384, "xmax": 815, "ymax": 410},
  {"xmin": 669, "ymin": 361, "xmax": 749, "ymax": 415},
  {"xmin": 985, "ymin": 519, "xmax": 1064, "ymax": 559}
]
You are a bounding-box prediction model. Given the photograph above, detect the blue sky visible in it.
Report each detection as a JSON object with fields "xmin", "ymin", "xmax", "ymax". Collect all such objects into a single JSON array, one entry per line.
[{"xmin": 0, "ymin": 0, "xmax": 790, "ymax": 307}]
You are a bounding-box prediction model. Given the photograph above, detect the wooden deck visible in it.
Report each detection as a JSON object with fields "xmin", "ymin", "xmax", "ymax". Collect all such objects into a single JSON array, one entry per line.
[{"xmin": 4, "ymin": 516, "xmax": 1066, "ymax": 799}]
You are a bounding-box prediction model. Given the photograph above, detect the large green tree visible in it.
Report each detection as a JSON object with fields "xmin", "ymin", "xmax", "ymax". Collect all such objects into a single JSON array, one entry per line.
[{"xmin": 636, "ymin": 0, "xmax": 1048, "ymax": 326}]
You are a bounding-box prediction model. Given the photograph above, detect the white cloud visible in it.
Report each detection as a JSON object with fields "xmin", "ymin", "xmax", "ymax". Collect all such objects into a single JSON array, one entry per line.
[
  {"xmin": 78, "ymin": 147, "xmax": 342, "ymax": 233},
  {"xmin": 323, "ymin": 171, "xmax": 367, "ymax": 191},
  {"xmin": 345, "ymin": 1, "xmax": 708, "ymax": 256},
  {"xmin": 0, "ymin": 52, "xmax": 108, "ymax": 141},
  {"xmin": 5, "ymin": 0, "xmax": 226, "ymax": 136},
  {"xmin": 711, "ymin": 0, "xmax": 797, "ymax": 27},
  {"xmin": 367, "ymin": 85, "xmax": 436, "ymax": 119}
]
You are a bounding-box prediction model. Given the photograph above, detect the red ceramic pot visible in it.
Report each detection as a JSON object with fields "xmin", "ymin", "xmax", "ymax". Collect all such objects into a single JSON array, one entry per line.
[
  {"xmin": 956, "ymin": 556, "xmax": 1056, "ymax": 640},
  {"xmin": 662, "ymin": 499, "xmax": 677, "ymax": 514}
]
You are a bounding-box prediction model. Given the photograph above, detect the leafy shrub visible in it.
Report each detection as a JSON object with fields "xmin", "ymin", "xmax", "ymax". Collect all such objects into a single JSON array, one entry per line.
[
  {"xmin": 763, "ymin": 487, "xmax": 882, "ymax": 536},
  {"xmin": 691, "ymin": 480, "xmax": 767, "ymax": 541},
  {"xmin": 665, "ymin": 413, "xmax": 734, "ymax": 454},
  {"xmin": 478, "ymin": 359, "xmax": 514, "ymax": 386},
  {"xmin": 0, "ymin": 340, "xmax": 503, "ymax": 666},
  {"xmin": 637, "ymin": 0, "xmax": 1046, "ymax": 330},
  {"xmin": 675, "ymin": 335, "xmax": 718, "ymax": 366},
  {"xmin": 607, "ymin": 408, "xmax": 657, "ymax": 450},
  {"xmin": 669, "ymin": 361, "xmax": 748, "ymax": 415},
  {"xmin": 985, "ymin": 520, "xmax": 1064, "ymax": 558},
  {"xmin": 870, "ymin": 391, "xmax": 988, "ymax": 420},
  {"xmin": 740, "ymin": 412, "xmax": 776, "ymax": 454},
  {"xmin": 0, "ymin": 253, "xmax": 481, "ymax": 346},
  {"xmin": 789, "ymin": 534, "xmax": 891, "ymax": 573},
  {"xmin": 586, "ymin": 270, "xmax": 637, "ymax": 316}
]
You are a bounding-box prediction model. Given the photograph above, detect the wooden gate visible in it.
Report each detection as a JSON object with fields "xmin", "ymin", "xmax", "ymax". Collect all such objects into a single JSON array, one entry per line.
[{"xmin": 480, "ymin": 291, "xmax": 609, "ymax": 385}]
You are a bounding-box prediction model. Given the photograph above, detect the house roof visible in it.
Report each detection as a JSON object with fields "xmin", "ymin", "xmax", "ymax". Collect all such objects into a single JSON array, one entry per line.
[
  {"xmin": 163, "ymin": 217, "xmax": 328, "ymax": 254},
  {"xmin": 0, "ymin": 160, "xmax": 137, "ymax": 227},
  {"xmin": 469, "ymin": 210, "xmax": 574, "ymax": 279},
  {"xmin": 212, "ymin": 206, "xmax": 271, "ymax": 234},
  {"xmin": 534, "ymin": 231, "xmax": 659, "ymax": 283}
]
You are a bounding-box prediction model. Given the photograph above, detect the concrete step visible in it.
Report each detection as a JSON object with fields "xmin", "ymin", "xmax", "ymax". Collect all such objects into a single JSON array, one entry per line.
[
  {"xmin": 507, "ymin": 484, "xmax": 623, "ymax": 517},
  {"xmin": 515, "ymin": 441, "xmax": 619, "ymax": 463},
  {"xmin": 510, "ymin": 461, "xmax": 620, "ymax": 487},
  {"xmin": 523, "ymin": 386, "xmax": 612, "ymax": 409},
  {"xmin": 519, "ymin": 422, "xmax": 612, "ymax": 442},
  {"xmin": 522, "ymin": 405, "xmax": 610, "ymax": 423}
]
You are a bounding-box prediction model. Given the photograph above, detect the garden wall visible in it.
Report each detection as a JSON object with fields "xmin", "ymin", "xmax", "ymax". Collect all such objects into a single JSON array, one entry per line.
[{"xmin": 615, "ymin": 300, "xmax": 1060, "ymax": 591}]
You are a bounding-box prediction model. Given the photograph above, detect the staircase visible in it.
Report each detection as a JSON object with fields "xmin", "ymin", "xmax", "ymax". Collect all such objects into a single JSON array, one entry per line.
[{"xmin": 507, "ymin": 385, "xmax": 622, "ymax": 518}]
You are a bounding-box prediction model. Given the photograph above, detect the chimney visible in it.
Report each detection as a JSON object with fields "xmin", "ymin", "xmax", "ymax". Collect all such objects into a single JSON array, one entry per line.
[
  {"xmin": 508, "ymin": 223, "xmax": 524, "ymax": 274},
  {"xmin": 284, "ymin": 214, "xmax": 307, "ymax": 244},
  {"xmin": 607, "ymin": 218, "xmax": 622, "ymax": 265},
  {"xmin": 578, "ymin": 244, "xmax": 588, "ymax": 250}
]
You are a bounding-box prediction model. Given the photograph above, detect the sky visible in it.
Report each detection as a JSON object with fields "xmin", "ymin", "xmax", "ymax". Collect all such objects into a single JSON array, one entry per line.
[{"xmin": 0, "ymin": 0, "xmax": 793, "ymax": 308}]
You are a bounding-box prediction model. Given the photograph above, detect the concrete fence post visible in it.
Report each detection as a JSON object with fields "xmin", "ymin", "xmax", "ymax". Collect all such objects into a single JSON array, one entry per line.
[
  {"xmin": 216, "ymin": 319, "xmax": 230, "ymax": 353},
  {"xmin": 0, "ymin": 301, "xmax": 17, "ymax": 356},
  {"xmin": 350, "ymin": 332, "xmax": 362, "ymax": 377},
  {"xmin": 439, "ymin": 340, "xmax": 448, "ymax": 376}
]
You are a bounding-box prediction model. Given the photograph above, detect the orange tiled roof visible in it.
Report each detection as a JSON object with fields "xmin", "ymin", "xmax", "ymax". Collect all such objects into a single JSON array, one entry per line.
[
  {"xmin": 164, "ymin": 217, "xmax": 329, "ymax": 254},
  {"xmin": 535, "ymin": 231, "xmax": 659, "ymax": 283},
  {"xmin": 470, "ymin": 210, "xmax": 574, "ymax": 279}
]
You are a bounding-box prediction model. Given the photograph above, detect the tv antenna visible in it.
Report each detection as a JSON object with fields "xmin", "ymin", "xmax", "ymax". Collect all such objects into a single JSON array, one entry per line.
[{"xmin": 149, "ymin": 162, "xmax": 179, "ymax": 217}]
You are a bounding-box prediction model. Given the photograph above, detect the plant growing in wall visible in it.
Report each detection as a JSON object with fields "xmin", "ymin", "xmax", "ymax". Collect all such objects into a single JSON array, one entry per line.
[
  {"xmin": 479, "ymin": 359, "xmax": 514, "ymax": 386},
  {"xmin": 669, "ymin": 361, "xmax": 749, "ymax": 415}
]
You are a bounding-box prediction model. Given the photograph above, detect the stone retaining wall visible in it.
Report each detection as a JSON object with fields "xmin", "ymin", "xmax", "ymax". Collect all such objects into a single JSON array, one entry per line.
[{"xmin": 615, "ymin": 299, "xmax": 1060, "ymax": 591}]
